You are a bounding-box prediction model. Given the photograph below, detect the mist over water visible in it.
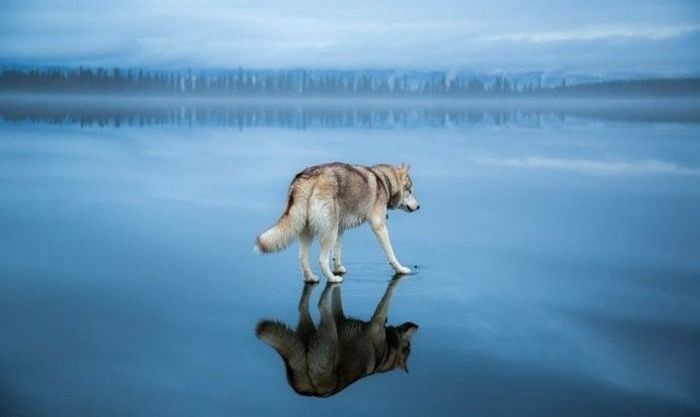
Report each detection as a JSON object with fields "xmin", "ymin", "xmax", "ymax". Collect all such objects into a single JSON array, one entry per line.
[{"xmin": 0, "ymin": 98, "xmax": 699, "ymax": 416}]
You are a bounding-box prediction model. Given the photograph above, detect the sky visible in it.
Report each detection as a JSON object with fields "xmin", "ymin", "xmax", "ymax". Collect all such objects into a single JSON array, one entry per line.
[{"xmin": 0, "ymin": 0, "xmax": 699, "ymax": 74}]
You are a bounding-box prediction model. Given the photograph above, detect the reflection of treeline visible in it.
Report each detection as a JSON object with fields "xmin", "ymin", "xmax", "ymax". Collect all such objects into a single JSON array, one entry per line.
[
  {"xmin": 2, "ymin": 66, "xmax": 697, "ymax": 97},
  {"xmin": 2, "ymin": 99, "xmax": 698, "ymax": 128},
  {"xmin": 0, "ymin": 102, "xmax": 561, "ymax": 128}
]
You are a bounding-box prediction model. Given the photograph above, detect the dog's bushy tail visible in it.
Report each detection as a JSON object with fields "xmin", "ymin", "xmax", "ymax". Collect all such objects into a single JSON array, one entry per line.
[
  {"xmin": 255, "ymin": 187, "xmax": 307, "ymax": 253},
  {"xmin": 255, "ymin": 319, "xmax": 304, "ymax": 355}
]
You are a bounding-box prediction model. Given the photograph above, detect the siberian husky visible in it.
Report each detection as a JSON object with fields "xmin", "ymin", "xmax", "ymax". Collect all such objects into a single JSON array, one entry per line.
[{"xmin": 255, "ymin": 162, "xmax": 419, "ymax": 282}]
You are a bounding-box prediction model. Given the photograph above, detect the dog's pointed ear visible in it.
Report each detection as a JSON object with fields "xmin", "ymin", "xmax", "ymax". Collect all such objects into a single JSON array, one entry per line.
[
  {"xmin": 398, "ymin": 322, "xmax": 418, "ymax": 340},
  {"xmin": 397, "ymin": 164, "xmax": 410, "ymax": 181}
]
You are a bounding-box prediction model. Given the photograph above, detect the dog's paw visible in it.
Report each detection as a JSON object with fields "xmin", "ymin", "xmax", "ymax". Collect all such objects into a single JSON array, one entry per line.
[
  {"xmin": 303, "ymin": 273, "xmax": 320, "ymax": 283},
  {"xmin": 333, "ymin": 265, "xmax": 347, "ymax": 274},
  {"xmin": 394, "ymin": 265, "xmax": 411, "ymax": 275},
  {"xmin": 327, "ymin": 275, "xmax": 344, "ymax": 283}
]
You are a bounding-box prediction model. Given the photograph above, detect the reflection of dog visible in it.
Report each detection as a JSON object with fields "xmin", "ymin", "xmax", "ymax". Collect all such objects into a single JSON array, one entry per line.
[
  {"xmin": 255, "ymin": 162, "xmax": 420, "ymax": 282},
  {"xmin": 255, "ymin": 279, "xmax": 418, "ymax": 397}
]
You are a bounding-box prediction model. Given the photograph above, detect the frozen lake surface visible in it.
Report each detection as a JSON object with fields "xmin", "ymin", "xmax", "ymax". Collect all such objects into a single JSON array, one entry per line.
[{"xmin": 1, "ymin": 98, "xmax": 699, "ymax": 416}]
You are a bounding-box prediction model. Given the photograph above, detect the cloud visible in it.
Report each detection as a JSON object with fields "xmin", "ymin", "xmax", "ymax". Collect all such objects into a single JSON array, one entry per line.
[
  {"xmin": 477, "ymin": 24, "xmax": 700, "ymax": 43},
  {"xmin": 0, "ymin": 0, "xmax": 698, "ymax": 70},
  {"xmin": 472, "ymin": 157, "xmax": 700, "ymax": 176}
]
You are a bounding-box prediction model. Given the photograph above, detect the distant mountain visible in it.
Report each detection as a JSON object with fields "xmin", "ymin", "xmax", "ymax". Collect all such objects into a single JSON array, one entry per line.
[{"xmin": 548, "ymin": 78, "xmax": 700, "ymax": 97}]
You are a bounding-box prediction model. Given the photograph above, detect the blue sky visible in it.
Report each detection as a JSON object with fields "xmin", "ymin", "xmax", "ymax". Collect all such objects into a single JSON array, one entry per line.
[{"xmin": 0, "ymin": 0, "xmax": 698, "ymax": 73}]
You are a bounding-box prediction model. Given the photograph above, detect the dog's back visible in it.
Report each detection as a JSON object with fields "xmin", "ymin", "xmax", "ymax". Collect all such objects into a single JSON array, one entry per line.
[{"xmin": 255, "ymin": 162, "xmax": 378, "ymax": 253}]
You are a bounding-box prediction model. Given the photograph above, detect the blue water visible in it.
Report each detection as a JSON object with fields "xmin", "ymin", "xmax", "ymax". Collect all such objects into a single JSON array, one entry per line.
[{"xmin": 1, "ymin": 98, "xmax": 699, "ymax": 416}]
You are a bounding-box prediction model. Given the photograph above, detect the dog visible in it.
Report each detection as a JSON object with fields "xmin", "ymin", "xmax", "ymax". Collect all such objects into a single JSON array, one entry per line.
[
  {"xmin": 255, "ymin": 162, "xmax": 419, "ymax": 282},
  {"xmin": 255, "ymin": 279, "xmax": 418, "ymax": 397}
]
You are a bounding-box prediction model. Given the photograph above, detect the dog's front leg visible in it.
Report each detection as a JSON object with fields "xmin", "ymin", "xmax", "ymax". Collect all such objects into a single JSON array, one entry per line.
[{"xmin": 370, "ymin": 219, "xmax": 411, "ymax": 275}]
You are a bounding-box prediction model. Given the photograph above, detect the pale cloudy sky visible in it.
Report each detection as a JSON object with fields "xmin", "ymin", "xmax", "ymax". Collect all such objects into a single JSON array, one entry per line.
[{"xmin": 0, "ymin": 0, "xmax": 698, "ymax": 73}]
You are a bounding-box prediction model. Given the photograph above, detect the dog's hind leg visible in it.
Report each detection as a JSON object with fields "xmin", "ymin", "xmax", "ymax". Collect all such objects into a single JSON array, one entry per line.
[
  {"xmin": 318, "ymin": 228, "xmax": 343, "ymax": 283},
  {"xmin": 308, "ymin": 284, "xmax": 340, "ymax": 392},
  {"xmin": 332, "ymin": 231, "xmax": 346, "ymax": 275},
  {"xmin": 299, "ymin": 227, "xmax": 319, "ymax": 283},
  {"xmin": 310, "ymin": 199, "xmax": 343, "ymax": 283},
  {"xmin": 296, "ymin": 283, "xmax": 316, "ymax": 339},
  {"xmin": 331, "ymin": 284, "xmax": 345, "ymax": 320}
]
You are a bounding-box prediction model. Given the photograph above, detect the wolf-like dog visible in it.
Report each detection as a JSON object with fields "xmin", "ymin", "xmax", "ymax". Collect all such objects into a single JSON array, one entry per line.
[
  {"xmin": 255, "ymin": 162, "xmax": 420, "ymax": 282},
  {"xmin": 255, "ymin": 279, "xmax": 418, "ymax": 397}
]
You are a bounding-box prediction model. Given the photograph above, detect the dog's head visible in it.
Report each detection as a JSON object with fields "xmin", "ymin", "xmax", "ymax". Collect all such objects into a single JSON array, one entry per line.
[
  {"xmin": 394, "ymin": 164, "xmax": 420, "ymax": 213},
  {"xmin": 394, "ymin": 322, "xmax": 419, "ymax": 373}
]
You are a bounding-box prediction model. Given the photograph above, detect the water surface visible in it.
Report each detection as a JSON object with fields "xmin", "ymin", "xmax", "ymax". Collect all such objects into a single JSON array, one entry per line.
[{"xmin": 1, "ymin": 98, "xmax": 699, "ymax": 416}]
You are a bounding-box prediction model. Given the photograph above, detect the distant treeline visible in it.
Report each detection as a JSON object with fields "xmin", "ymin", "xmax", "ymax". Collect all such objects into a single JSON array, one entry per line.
[{"xmin": 1, "ymin": 66, "xmax": 699, "ymax": 97}]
